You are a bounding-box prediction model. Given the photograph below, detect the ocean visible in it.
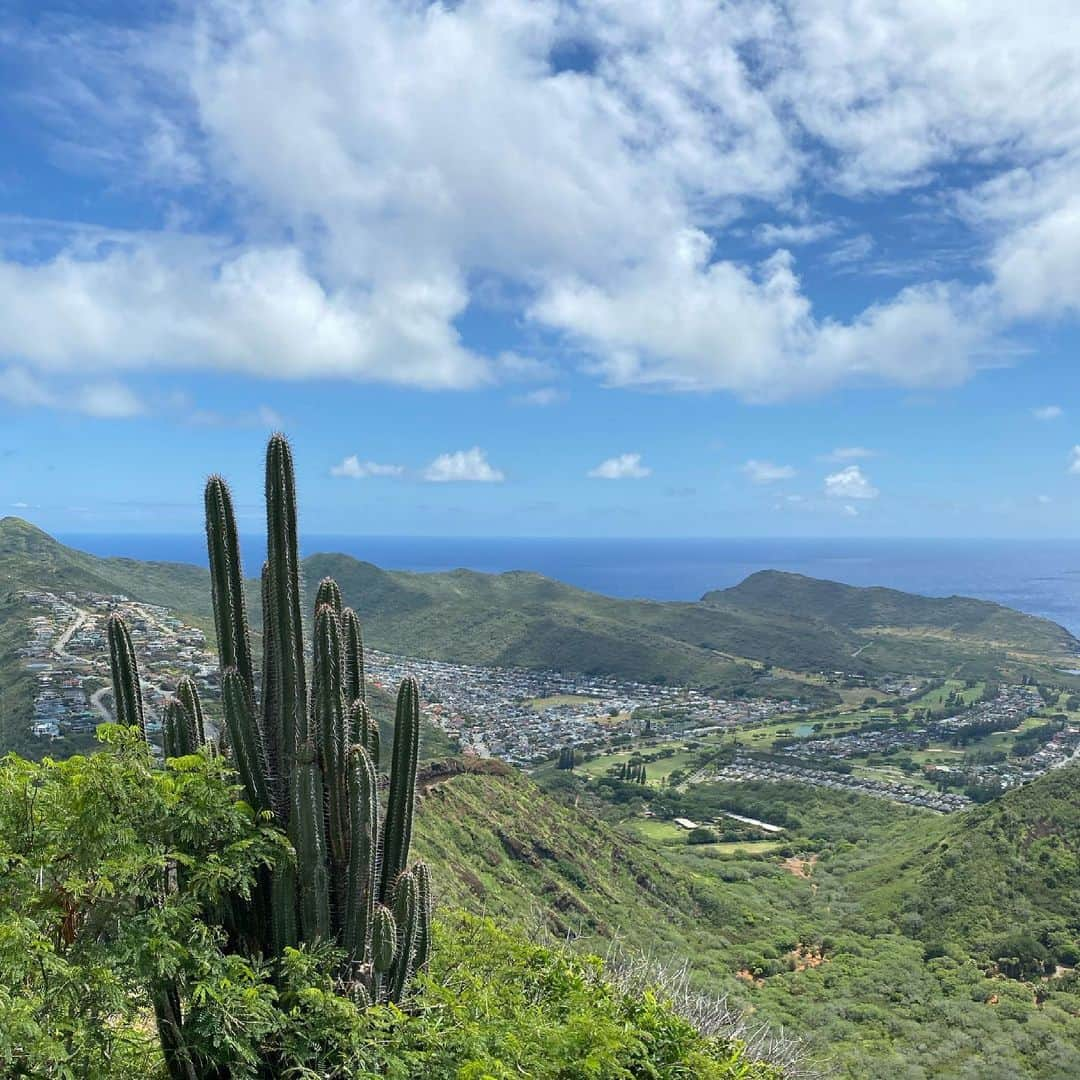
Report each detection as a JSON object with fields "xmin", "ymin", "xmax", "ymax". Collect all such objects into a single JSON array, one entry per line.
[{"xmin": 56, "ymin": 534, "xmax": 1080, "ymax": 637}]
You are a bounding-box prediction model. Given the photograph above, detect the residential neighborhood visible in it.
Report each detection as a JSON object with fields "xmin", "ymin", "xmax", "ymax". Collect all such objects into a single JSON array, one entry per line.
[{"xmin": 17, "ymin": 589, "xmax": 218, "ymax": 744}]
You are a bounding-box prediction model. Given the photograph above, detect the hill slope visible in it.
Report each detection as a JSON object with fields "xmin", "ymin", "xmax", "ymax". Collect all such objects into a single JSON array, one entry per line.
[
  {"xmin": 0, "ymin": 517, "xmax": 210, "ymax": 615},
  {"xmin": 4, "ymin": 518, "xmax": 1077, "ymax": 698},
  {"xmin": 708, "ymin": 570, "xmax": 1076, "ymax": 657},
  {"xmin": 909, "ymin": 760, "xmax": 1080, "ymax": 961},
  {"xmin": 310, "ymin": 550, "xmax": 1079, "ymax": 686},
  {"xmin": 415, "ymin": 763, "xmax": 1080, "ymax": 1079}
]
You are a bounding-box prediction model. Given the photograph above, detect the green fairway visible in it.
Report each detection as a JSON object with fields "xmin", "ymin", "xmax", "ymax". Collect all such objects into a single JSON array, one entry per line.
[
  {"xmin": 625, "ymin": 818, "xmax": 785, "ymax": 854},
  {"xmin": 527, "ymin": 693, "xmax": 596, "ymax": 710}
]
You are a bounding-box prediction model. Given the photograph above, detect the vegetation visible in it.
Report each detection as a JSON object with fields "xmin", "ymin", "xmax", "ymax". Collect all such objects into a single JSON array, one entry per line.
[
  {"xmin": 0, "ymin": 438, "xmax": 793, "ymax": 1078},
  {"xmin": 98, "ymin": 436, "xmax": 434, "ymax": 1073},
  {"xmin": 0, "ymin": 730, "xmax": 793, "ymax": 1079}
]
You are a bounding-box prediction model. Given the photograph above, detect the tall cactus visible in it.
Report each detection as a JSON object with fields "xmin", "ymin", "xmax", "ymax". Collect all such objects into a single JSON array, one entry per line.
[
  {"xmin": 110, "ymin": 433, "xmax": 429, "ymax": 1005},
  {"xmin": 107, "ymin": 614, "xmax": 145, "ymax": 737}
]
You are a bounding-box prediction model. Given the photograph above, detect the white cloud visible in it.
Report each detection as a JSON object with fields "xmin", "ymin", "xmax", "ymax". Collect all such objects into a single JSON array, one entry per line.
[
  {"xmin": 1069, "ymin": 446, "xmax": 1080, "ymax": 475},
  {"xmin": 423, "ymin": 447, "xmax": 504, "ymax": 483},
  {"xmin": 0, "ymin": 368, "xmax": 55, "ymax": 408},
  {"xmin": 1032, "ymin": 405, "xmax": 1063, "ymax": 421},
  {"xmin": 76, "ymin": 382, "xmax": 145, "ymax": 418},
  {"xmin": 534, "ymin": 239, "xmax": 993, "ymax": 398},
  {"xmin": 755, "ymin": 221, "xmax": 836, "ymax": 246},
  {"xmin": 823, "ymin": 446, "xmax": 877, "ymax": 461},
  {"xmin": 497, "ymin": 352, "xmax": 556, "ymax": 382},
  {"xmin": 588, "ymin": 453, "xmax": 651, "ymax": 480},
  {"xmin": 842, "ymin": 504, "xmax": 859, "ymax": 518},
  {"xmin": 825, "ymin": 465, "xmax": 879, "ymax": 500},
  {"xmin": 514, "ymin": 387, "xmax": 566, "ymax": 407},
  {"xmin": 0, "ymin": 242, "xmax": 486, "ymax": 389},
  {"xmin": 4, "ymin": 0, "xmax": 1080, "ymax": 405},
  {"xmin": 742, "ymin": 459, "xmax": 796, "ymax": 484},
  {"xmin": 330, "ymin": 455, "xmax": 405, "ymax": 479},
  {"xmin": 0, "ymin": 366, "xmax": 143, "ymax": 417},
  {"xmin": 823, "ymin": 233, "xmax": 874, "ymax": 268}
]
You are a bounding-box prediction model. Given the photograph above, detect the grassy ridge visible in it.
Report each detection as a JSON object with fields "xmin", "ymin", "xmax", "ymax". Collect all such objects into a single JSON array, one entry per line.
[
  {"xmin": 4, "ymin": 518, "xmax": 1075, "ymax": 696},
  {"xmin": 415, "ymin": 765, "xmax": 1080, "ymax": 1078}
]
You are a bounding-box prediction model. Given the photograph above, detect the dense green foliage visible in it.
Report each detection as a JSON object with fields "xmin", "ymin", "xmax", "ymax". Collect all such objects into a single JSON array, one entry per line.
[
  {"xmin": 909, "ymin": 763, "xmax": 1080, "ymax": 963},
  {"xmin": 433, "ymin": 766, "xmax": 1080, "ymax": 1078},
  {"xmin": 0, "ymin": 731, "xmax": 787, "ymax": 1079},
  {"xmin": 0, "ymin": 727, "xmax": 283, "ymax": 1077}
]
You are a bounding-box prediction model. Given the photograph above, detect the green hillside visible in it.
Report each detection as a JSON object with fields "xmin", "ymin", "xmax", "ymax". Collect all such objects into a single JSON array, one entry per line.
[
  {"xmin": 308, "ymin": 550, "xmax": 1079, "ymax": 690},
  {"xmin": 910, "ymin": 762, "xmax": 1080, "ymax": 962},
  {"xmin": 414, "ymin": 765, "xmax": 1080, "ymax": 1078},
  {"xmin": 0, "ymin": 517, "xmax": 210, "ymax": 616},
  {"xmin": 3, "ymin": 518, "xmax": 1077, "ymax": 710},
  {"xmin": 708, "ymin": 570, "xmax": 1077, "ymax": 659}
]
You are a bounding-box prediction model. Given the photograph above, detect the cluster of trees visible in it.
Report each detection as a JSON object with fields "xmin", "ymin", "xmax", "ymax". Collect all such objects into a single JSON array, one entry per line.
[
  {"xmin": 615, "ymin": 761, "xmax": 648, "ymax": 784},
  {"xmin": 555, "ymin": 745, "xmax": 576, "ymax": 770}
]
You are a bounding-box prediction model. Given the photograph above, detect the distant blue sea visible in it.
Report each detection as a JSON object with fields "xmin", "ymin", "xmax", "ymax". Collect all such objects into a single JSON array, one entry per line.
[{"xmin": 56, "ymin": 534, "xmax": 1080, "ymax": 636}]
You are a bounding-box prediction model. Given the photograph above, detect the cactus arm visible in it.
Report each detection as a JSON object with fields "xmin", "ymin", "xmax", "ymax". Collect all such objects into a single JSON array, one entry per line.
[
  {"xmin": 348, "ymin": 698, "xmax": 379, "ymax": 767},
  {"xmin": 371, "ymin": 903, "xmax": 397, "ymax": 1001},
  {"xmin": 162, "ymin": 699, "xmax": 183, "ymax": 758},
  {"xmin": 258, "ymin": 562, "xmax": 285, "ymax": 818},
  {"xmin": 175, "ymin": 676, "xmax": 206, "ymax": 751},
  {"xmin": 204, "ymin": 476, "xmax": 255, "ymax": 694},
  {"xmin": 313, "ymin": 604, "xmax": 349, "ymax": 862},
  {"xmin": 291, "ymin": 741, "xmax": 330, "ymax": 941},
  {"xmin": 314, "ymin": 577, "xmax": 343, "ymax": 616},
  {"xmin": 342, "ymin": 745, "xmax": 378, "ymax": 964},
  {"xmin": 411, "ymin": 861, "xmax": 433, "ymax": 980},
  {"xmin": 341, "ymin": 607, "xmax": 365, "ymax": 706},
  {"xmin": 222, "ymin": 670, "xmax": 273, "ymax": 814},
  {"xmin": 379, "ymin": 677, "xmax": 420, "ymax": 902},
  {"xmin": 107, "ymin": 614, "xmax": 146, "ymax": 737},
  {"xmin": 265, "ymin": 433, "xmax": 308, "ymax": 779},
  {"xmin": 270, "ymin": 862, "xmax": 299, "ymax": 954},
  {"xmin": 387, "ymin": 871, "xmax": 418, "ymax": 1004}
]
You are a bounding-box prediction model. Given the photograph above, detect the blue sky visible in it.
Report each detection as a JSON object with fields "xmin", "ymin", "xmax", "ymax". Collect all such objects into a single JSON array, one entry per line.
[{"xmin": 1, "ymin": 0, "xmax": 1078, "ymax": 538}]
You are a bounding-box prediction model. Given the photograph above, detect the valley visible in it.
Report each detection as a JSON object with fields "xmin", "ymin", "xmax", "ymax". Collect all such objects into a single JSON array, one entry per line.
[{"xmin": 2, "ymin": 515, "xmax": 1080, "ymax": 1077}]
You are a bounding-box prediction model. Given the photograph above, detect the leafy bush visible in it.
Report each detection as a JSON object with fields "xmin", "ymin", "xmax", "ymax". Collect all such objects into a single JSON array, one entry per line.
[{"xmin": 0, "ymin": 732, "xmax": 787, "ymax": 1078}]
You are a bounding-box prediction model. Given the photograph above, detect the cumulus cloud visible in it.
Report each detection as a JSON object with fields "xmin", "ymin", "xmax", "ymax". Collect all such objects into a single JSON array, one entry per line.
[
  {"xmin": 742, "ymin": 459, "xmax": 796, "ymax": 483},
  {"xmin": 1069, "ymin": 446, "xmax": 1080, "ymax": 475},
  {"xmin": 0, "ymin": 366, "xmax": 144, "ymax": 417},
  {"xmin": 1032, "ymin": 405, "xmax": 1063, "ymax": 421},
  {"xmin": 423, "ymin": 447, "xmax": 504, "ymax": 483},
  {"xmin": 4, "ymin": 0, "xmax": 1080, "ymax": 404},
  {"xmin": 0, "ymin": 242, "xmax": 486, "ymax": 388},
  {"xmin": 330, "ymin": 456, "xmax": 405, "ymax": 479},
  {"xmin": 588, "ymin": 453, "xmax": 651, "ymax": 480},
  {"xmin": 77, "ymin": 382, "xmax": 145, "ymax": 419},
  {"xmin": 825, "ymin": 465, "xmax": 879, "ymax": 500}
]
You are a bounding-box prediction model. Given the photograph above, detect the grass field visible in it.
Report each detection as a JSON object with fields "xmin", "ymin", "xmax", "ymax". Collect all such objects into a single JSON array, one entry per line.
[
  {"xmin": 527, "ymin": 694, "xmax": 595, "ymax": 711},
  {"xmin": 625, "ymin": 818, "xmax": 785, "ymax": 855},
  {"xmin": 576, "ymin": 746, "xmax": 706, "ymax": 784}
]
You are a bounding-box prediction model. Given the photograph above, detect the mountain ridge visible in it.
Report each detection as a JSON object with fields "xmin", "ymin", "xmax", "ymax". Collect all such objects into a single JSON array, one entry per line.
[{"xmin": 3, "ymin": 518, "xmax": 1077, "ymax": 698}]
